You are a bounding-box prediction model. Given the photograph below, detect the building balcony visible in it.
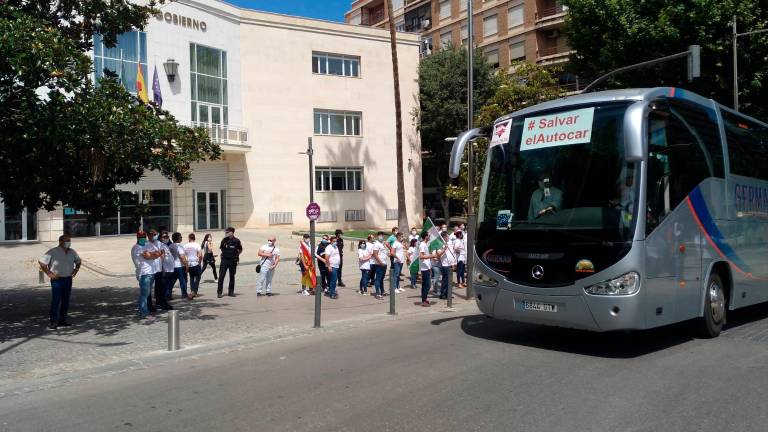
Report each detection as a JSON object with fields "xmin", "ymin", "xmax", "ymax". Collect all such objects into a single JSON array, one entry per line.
[
  {"xmin": 535, "ymin": 3, "xmax": 566, "ymax": 29},
  {"xmin": 360, "ymin": 0, "xmax": 386, "ymax": 26},
  {"xmin": 191, "ymin": 122, "xmax": 251, "ymax": 153},
  {"xmin": 536, "ymin": 46, "xmax": 572, "ymax": 66}
]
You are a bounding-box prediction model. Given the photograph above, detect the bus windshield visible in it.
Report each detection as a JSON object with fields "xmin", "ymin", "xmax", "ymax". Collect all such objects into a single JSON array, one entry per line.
[{"xmin": 479, "ymin": 102, "xmax": 639, "ymax": 245}]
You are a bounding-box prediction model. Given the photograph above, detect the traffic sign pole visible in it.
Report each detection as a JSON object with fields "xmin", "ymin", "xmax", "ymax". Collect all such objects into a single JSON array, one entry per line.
[{"xmin": 303, "ymin": 137, "xmax": 321, "ymax": 329}]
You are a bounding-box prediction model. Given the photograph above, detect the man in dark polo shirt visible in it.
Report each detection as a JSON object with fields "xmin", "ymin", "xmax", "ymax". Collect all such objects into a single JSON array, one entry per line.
[
  {"xmin": 335, "ymin": 229, "xmax": 346, "ymax": 287},
  {"xmin": 218, "ymin": 227, "xmax": 243, "ymax": 298}
]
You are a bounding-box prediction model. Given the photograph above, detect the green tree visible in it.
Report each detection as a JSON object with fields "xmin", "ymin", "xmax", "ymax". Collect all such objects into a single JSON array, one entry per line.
[
  {"xmin": 446, "ymin": 63, "xmax": 565, "ymax": 208},
  {"xmin": 414, "ymin": 46, "xmax": 496, "ymax": 221},
  {"xmin": 563, "ymin": 0, "xmax": 768, "ymax": 119},
  {"xmin": 0, "ymin": 2, "xmax": 220, "ymax": 219}
]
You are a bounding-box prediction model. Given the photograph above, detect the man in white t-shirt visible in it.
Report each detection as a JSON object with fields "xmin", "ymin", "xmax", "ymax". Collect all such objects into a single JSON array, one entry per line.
[
  {"xmin": 184, "ymin": 233, "xmax": 203, "ymax": 299},
  {"xmin": 390, "ymin": 232, "xmax": 406, "ymax": 294},
  {"xmin": 257, "ymin": 236, "xmax": 280, "ymax": 296},
  {"xmin": 324, "ymin": 237, "xmax": 342, "ymax": 299},
  {"xmin": 454, "ymin": 230, "xmax": 467, "ymax": 288},
  {"xmin": 418, "ymin": 232, "xmax": 435, "ymax": 307},
  {"xmin": 436, "ymin": 231, "xmax": 454, "ymax": 300},
  {"xmin": 131, "ymin": 231, "xmax": 163, "ymax": 319},
  {"xmin": 371, "ymin": 232, "xmax": 389, "ymax": 299},
  {"xmin": 39, "ymin": 235, "xmax": 81, "ymax": 329}
]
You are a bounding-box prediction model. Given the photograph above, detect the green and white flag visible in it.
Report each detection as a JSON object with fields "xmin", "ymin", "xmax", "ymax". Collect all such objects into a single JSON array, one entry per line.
[{"xmin": 421, "ymin": 217, "xmax": 445, "ymax": 252}]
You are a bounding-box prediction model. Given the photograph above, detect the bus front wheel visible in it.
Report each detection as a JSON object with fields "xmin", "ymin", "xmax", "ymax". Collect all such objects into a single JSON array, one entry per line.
[{"xmin": 695, "ymin": 274, "xmax": 727, "ymax": 338}]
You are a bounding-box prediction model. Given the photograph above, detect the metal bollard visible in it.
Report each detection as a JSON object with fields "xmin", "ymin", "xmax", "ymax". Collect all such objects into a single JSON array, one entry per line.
[{"xmin": 167, "ymin": 310, "xmax": 180, "ymax": 351}]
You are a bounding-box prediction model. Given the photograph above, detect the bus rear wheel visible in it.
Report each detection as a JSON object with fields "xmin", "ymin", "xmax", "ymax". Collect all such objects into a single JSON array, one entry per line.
[{"xmin": 695, "ymin": 274, "xmax": 726, "ymax": 338}]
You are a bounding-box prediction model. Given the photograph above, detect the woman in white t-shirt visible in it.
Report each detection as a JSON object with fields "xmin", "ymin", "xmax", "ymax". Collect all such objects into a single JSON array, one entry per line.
[
  {"xmin": 184, "ymin": 233, "xmax": 203, "ymax": 299},
  {"xmin": 357, "ymin": 240, "xmax": 372, "ymax": 295},
  {"xmin": 406, "ymin": 238, "xmax": 419, "ymax": 289}
]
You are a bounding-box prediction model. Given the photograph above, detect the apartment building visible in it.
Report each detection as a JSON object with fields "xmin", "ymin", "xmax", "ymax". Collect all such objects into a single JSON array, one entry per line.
[{"xmin": 345, "ymin": 0, "xmax": 574, "ymax": 86}]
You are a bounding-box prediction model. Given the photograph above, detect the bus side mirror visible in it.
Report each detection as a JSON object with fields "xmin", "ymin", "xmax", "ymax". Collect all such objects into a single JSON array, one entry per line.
[
  {"xmin": 449, "ymin": 128, "xmax": 488, "ymax": 178},
  {"xmin": 624, "ymin": 102, "xmax": 649, "ymax": 162}
]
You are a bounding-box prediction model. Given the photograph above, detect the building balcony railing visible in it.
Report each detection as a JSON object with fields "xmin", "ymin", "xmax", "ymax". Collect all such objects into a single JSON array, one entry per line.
[
  {"xmin": 535, "ymin": 3, "xmax": 566, "ymax": 20},
  {"xmin": 361, "ymin": 8, "xmax": 386, "ymax": 26},
  {"xmin": 191, "ymin": 122, "xmax": 251, "ymax": 153}
]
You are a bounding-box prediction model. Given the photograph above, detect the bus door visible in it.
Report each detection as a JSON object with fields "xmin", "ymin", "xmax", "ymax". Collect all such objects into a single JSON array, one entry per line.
[{"xmin": 644, "ymin": 100, "xmax": 724, "ymax": 324}]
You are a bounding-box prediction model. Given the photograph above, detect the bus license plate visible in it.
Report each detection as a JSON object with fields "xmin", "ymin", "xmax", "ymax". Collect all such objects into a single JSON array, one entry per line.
[{"xmin": 522, "ymin": 300, "xmax": 557, "ymax": 313}]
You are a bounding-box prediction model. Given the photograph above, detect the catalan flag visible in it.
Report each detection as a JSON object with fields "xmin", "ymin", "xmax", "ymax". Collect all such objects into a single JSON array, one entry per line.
[{"xmin": 136, "ymin": 64, "xmax": 149, "ymax": 103}]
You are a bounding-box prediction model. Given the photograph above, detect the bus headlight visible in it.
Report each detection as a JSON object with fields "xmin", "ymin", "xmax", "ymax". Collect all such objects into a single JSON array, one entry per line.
[
  {"xmin": 584, "ymin": 272, "xmax": 640, "ymax": 296},
  {"xmin": 473, "ymin": 270, "xmax": 498, "ymax": 287}
]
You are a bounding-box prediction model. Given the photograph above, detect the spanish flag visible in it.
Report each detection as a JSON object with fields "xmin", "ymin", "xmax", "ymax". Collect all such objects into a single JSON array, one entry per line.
[
  {"xmin": 136, "ymin": 64, "xmax": 149, "ymax": 103},
  {"xmin": 300, "ymin": 240, "xmax": 317, "ymax": 289}
]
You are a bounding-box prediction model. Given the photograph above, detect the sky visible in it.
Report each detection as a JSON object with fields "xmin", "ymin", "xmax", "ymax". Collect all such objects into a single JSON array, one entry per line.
[{"xmin": 227, "ymin": 1, "xmax": 351, "ymax": 22}]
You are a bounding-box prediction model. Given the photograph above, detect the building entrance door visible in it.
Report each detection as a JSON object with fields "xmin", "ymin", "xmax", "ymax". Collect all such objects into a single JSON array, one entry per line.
[
  {"xmin": 0, "ymin": 201, "xmax": 37, "ymax": 241},
  {"xmin": 196, "ymin": 191, "xmax": 221, "ymax": 231}
]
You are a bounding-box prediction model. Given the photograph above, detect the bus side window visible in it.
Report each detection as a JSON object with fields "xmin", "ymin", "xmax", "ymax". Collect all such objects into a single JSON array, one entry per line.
[
  {"xmin": 722, "ymin": 110, "xmax": 768, "ymax": 181},
  {"xmin": 646, "ymin": 110, "xmax": 712, "ymax": 234}
]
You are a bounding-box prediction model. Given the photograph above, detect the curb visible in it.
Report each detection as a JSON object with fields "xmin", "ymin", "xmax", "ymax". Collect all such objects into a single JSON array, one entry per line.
[{"xmin": 0, "ymin": 301, "xmax": 474, "ymax": 400}]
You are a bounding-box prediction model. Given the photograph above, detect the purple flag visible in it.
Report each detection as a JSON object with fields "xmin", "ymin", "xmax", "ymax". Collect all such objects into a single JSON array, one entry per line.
[{"xmin": 152, "ymin": 65, "xmax": 162, "ymax": 107}]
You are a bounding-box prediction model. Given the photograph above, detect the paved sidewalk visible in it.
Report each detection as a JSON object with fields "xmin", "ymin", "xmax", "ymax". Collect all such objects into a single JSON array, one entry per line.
[{"xmin": 0, "ymin": 230, "xmax": 473, "ymax": 387}]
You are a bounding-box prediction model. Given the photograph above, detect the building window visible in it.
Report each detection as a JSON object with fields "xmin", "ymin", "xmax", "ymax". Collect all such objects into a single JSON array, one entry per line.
[
  {"xmin": 509, "ymin": 41, "xmax": 526, "ymax": 62},
  {"xmin": 315, "ymin": 167, "xmax": 364, "ymax": 192},
  {"xmin": 314, "ymin": 110, "xmax": 362, "ymax": 136},
  {"xmin": 460, "ymin": 25, "xmax": 468, "ymax": 45},
  {"xmin": 460, "ymin": 0, "xmax": 467, "ymax": 12},
  {"xmin": 485, "ymin": 49, "xmax": 499, "ymax": 68},
  {"xmin": 508, "ymin": 4, "xmax": 524, "ymax": 28},
  {"xmin": 63, "ymin": 190, "xmax": 169, "ymax": 237},
  {"xmin": 440, "ymin": 30, "xmax": 453, "ymax": 48},
  {"xmin": 439, "ymin": 0, "xmax": 451, "ymax": 20},
  {"xmin": 312, "ymin": 52, "xmax": 360, "ymax": 77},
  {"xmin": 483, "ymin": 14, "xmax": 498, "ymax": 37},
  {"xmin": 93, "ymin": 31, "xmax": 147, "ymax": 95},
  {"xmin": 190, "ymin": 43, "xmax": 228, "ymax": 127}
]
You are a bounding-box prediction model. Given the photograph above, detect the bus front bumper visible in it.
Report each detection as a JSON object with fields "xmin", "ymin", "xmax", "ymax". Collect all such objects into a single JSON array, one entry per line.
[{"xmin": 474, "ymin": 285, "xmax": 645, "ymax": 332}]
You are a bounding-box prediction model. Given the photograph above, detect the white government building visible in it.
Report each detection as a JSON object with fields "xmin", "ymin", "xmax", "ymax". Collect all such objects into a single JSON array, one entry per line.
[{"xmin": 3, "ymin": 0, "xmax": 423, "ymax": 242}]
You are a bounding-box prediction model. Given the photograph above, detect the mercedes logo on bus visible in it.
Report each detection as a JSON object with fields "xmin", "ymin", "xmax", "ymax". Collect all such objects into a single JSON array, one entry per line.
[{"xmin": 531, "ymin": 265, "xmax": 545, "ymax": 280}]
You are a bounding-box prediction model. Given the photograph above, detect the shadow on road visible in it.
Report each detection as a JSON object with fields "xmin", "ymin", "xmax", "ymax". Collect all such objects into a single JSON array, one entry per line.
[
  {"xmin": 435, "ymin": 302, "xmax": 768, "ymax": 359},
  {"xmin": 0, "ymin": 285, "xmax": 225, "ymax": 355}
]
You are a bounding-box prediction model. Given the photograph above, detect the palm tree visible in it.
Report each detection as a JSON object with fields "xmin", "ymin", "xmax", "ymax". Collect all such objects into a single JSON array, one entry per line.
[{"xmin": 385, "ymin": 0, "xmax": 408, "ymax": 232}]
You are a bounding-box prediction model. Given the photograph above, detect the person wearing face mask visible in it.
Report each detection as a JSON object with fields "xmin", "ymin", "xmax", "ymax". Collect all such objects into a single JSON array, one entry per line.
[
  {"xmin": 366, "ymin": 234, "xmax": 376, "ymax": 288},
  {"xmin": 143, "ymin": 229, "xmax": 164, "ymax": 312},
  {"xmin": 334, "ymin": 229, "xmax": 346, "ymax": 287},
  {"xmin": 357, "ymin": 239, "xmax": 372, "ymax": 295},
  {"xmin": 218, "ymin": 227, "xmax": 243, "ymax": 298},
  {"xmin": 158, "ymin": 231, "xmax": 175, "ymax": 308},
  {"xmin": 297, "ymin": 233, "xmax": 315, "ymax": 296},
  {"xmin": 149, "ymin": 230, "xmax": 172, "ymax": 311},
  {"xmin": 323, "ymin": 236, "xmax": 342, "ymax": 299},
  {"xmin": 528, "ymin": 172, "xmax": 563, "ymax": 221},
  {"xmin": 131, "ymin": 231, "xmax": 163, "ymax": 320},
  {"xmin": 371, "ymin": 231, "xmax": 389, "ymax": 299},
  {"xmin": 315, "ymin": 235, "xmax": 330, "ymax": 294},
  {"xmin": 184, "ymin": 233, "xmax": 203, "ymax": 299},
  {"xmin": 408, "ymin": 227, "xmax": 420, "ymax": 244},
  {"xmin": 39, "ymin": 235, "xmax": 82, "ymax": 330},
  {"xmin": 391, "ymin": 232, "xmax": 406, "ymax": 294},
  {"xmin": 257, "ymin": 236, "xmax": 280, "ymax": 296}
]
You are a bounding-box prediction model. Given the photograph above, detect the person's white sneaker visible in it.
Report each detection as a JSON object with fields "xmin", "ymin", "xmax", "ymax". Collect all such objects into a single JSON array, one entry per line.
[{"xmin": 303, "ymin": 289, "xmax": 310, "ymax": 296}]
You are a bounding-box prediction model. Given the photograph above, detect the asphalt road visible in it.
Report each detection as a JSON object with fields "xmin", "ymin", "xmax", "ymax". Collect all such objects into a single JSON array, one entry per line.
[{"xmin": 3, "ymin": 304, "xmax": 768, "ymax": 432}]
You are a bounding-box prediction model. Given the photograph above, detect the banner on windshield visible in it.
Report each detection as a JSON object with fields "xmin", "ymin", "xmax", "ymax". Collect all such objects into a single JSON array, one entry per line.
[{"xmin": 520, "ymin": 107, "xmax": 594, "ymax": 151}]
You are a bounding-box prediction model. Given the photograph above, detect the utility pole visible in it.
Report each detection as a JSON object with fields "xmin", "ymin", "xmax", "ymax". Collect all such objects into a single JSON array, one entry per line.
[
  {"xmin": 465, "ymin": 0, "xmax": 476, "ymax": 301},
  {"xmin": 301, "ymin": 138, "xmax": 321, "ymax": 328}
]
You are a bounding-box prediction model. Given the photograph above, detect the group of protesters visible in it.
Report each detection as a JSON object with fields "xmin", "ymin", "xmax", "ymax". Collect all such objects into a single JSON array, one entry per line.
[
  {"xmin": 297, "ymin": 223, "xmax": 468, "ymax": 307},
  {"xmin": 37, "ymin": 222, "xmax": 468, "ymax": 328}
]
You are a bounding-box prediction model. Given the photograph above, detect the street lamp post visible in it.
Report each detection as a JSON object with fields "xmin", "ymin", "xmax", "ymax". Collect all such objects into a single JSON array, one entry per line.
[
  {"xmin": 732, "ymin": 15, "xmax": 768, "ymax": 111},
  {"xmin": 465, "ymin": 0, "xmax": 476, "ymax": 301},
  {"xmin": 300, "ymin": 138, "xmax": 321, "ymax": 328}
]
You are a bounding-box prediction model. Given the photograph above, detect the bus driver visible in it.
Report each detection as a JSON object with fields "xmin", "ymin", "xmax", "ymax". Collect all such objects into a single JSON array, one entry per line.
[{"xmin": 528, "ymin": 172, "xmax": 563, "ymax": 221}]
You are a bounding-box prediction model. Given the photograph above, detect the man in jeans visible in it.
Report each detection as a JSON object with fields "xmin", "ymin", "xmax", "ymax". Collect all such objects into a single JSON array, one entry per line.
[
  {"xmin": 256, "ymin": 236, "xmax": 280, "ymax": 296},
  {"xmin": 131, "ymin": 231, "xmax": 163, "ymax": 320},
  {"xmin": 218, "ymin": 227, "xmax": 243, "ymax": 298},
  {"xmin": 148, "ymin": 229, "xmax": 171, "ymax": 310},
  {"xmin": 165, "ymin": 232, "xmax": 189, "ymax": 300},
  {"xmin": 39, "ymin": 235, "xmax": 82, "ymax": 330},
  {"xmin": 436, "ymin": 231, "xmax": 454, "ymax": 300}
]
